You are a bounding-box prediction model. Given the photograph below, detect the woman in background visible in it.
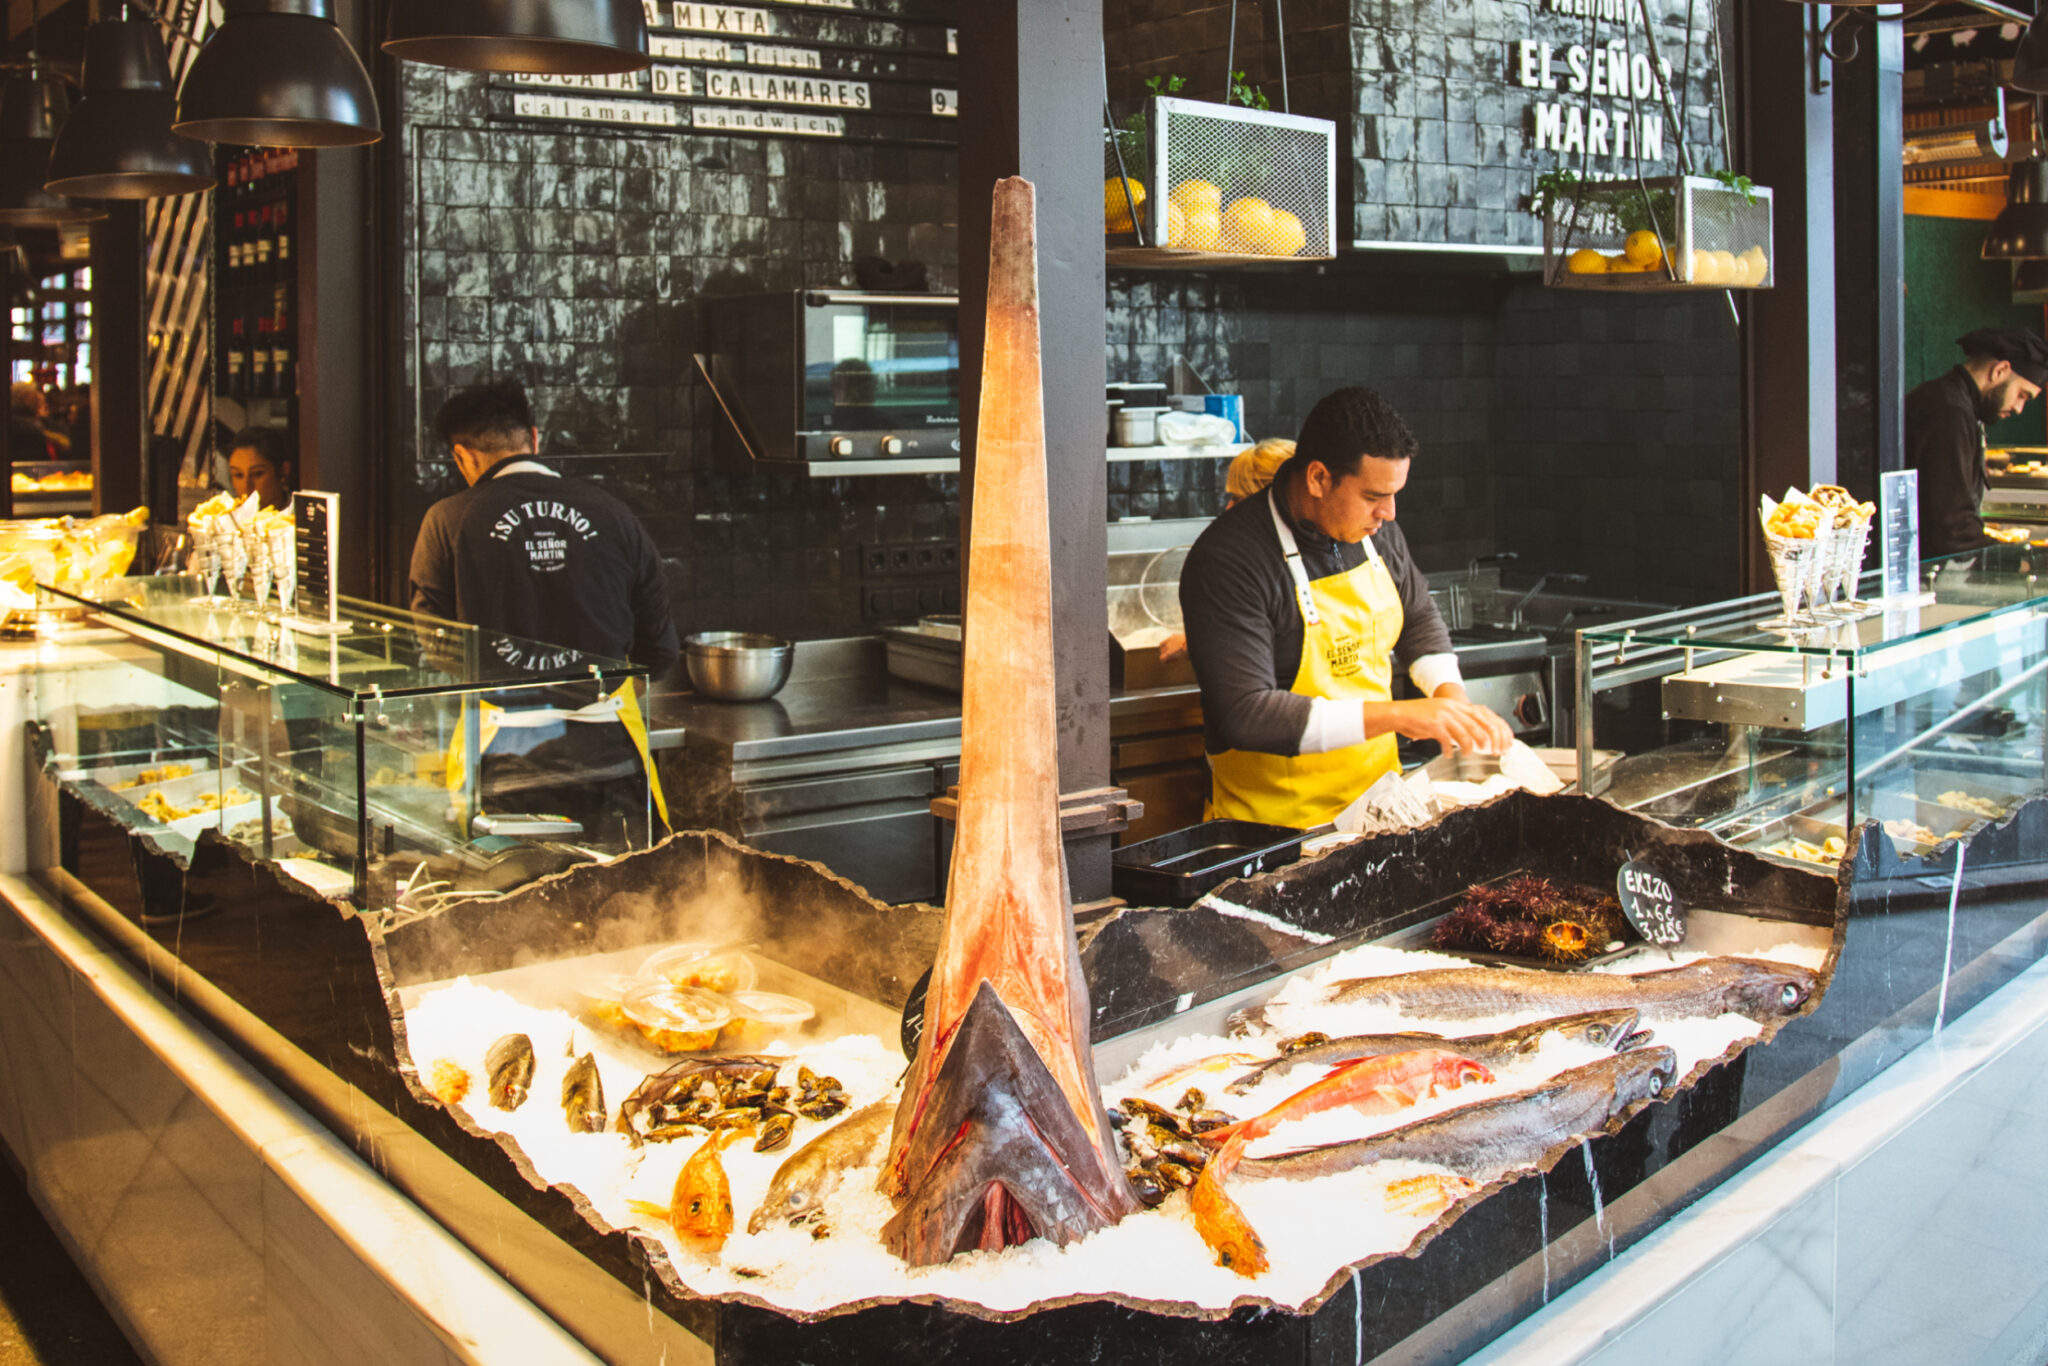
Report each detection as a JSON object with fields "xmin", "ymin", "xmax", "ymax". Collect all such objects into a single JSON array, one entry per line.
[{"xmin": 226, "ymin": 426, "xmax": 294, "ymax": 511}]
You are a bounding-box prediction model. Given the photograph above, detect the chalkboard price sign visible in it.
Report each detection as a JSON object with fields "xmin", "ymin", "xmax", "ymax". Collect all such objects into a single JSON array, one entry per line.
[{"xmin": 1616, "ymin": 857, "xmax": 1685, "ymax": 946}]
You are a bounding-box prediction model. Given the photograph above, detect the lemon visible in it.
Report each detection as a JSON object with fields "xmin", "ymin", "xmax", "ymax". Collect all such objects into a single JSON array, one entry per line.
[
  {"xmin": 1264, "ymin": 208, "xmax": 1308, "ymax": 255},
  {"xmin": 1709, "ymin": 250, "xmax": 1738, "ymax": 282},
  {"xmin": 1567, "ymin": 248, "xmax": 1609, "ymax": 275},
  {"xmin": 1162, "ymin": 200, "xmax": 1188, "ymax": 247},
  {"xmin": 1725, "ymin": 252, "xmax": 1753, "ymax": 286},
  {"xmin": 1179, "ymin": 207, "xmax": 1223, "ymax": 251},
  {"xmin": 1623, "ymin": 231, "xmax": 1664, "ymax": 268},
  {"xmin": 1740, "ymin": 246, "xmax": 1769, "ymax": 283},
  {"xmin": 1170, "ymin": 180, "xmax": 1223, "ymax": 216},
  {"xmin": 1605, "ymin": 255, "xmax": 1652, "ymax": 274},
  {"xmin": 1690, "ymin": 249, "xmax": 1721, "ymax": 285},
  {"xmin": 1221, "ymin": 196, "xmax": 1278, "ymax": 252},
  {"xmin": 1104, "ymin": 177, "xmax": 1146, "ymax": 233}
]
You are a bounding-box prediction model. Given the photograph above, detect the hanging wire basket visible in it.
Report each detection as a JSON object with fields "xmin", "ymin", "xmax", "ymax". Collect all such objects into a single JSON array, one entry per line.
[
  {"xmin": 1103, "ymin": 95, "xmax": 1337, "ymax": 268},
  {"xmin": 1540, "ymin": 174, "xmax": 1775, "ymax": 290}
]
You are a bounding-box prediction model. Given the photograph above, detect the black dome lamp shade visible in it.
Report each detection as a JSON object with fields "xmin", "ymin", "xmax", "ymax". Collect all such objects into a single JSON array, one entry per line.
[
  {"xmin": 173, "ymin": 0, "xmax": 381, "ymax": 148},
  {"xmin": 2014, "ymin": 14, "xmax": 2048, "ymax": 95},
  {"xmin": 1984, "ymin": 159, "xmax": 2048, "ymax": 260},
  {"xmin": 383, "ymin": 0, "xmax": 650, "ymax": 76},
  {"xmin": 46, "ymin": 10, "xmax": 215, "ymax": 199},
  {"xmin": 0, "ymin": 70, "xmax": 108, "ymax": 227}
]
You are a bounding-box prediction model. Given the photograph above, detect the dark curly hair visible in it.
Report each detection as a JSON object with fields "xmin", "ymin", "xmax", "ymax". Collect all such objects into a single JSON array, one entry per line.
[
  {"xmin": 229, "ymin": 425, "xmax": 293, "ymax": 472},
  {"xmin": 434, "ymin": 382, "xmax": 537, "ymax": 456},
  {"xmin": 1286, "ymin": 386, "xmax": 1418, "ymax": 482}
]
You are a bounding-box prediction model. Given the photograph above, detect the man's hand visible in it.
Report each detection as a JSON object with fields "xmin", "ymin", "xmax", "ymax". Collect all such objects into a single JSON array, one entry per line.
[
  {"xmin": 1157, "ymin": 632, "xmax": 1189, "ymax": 663},
  {"xmin": 1380, "ymin": 697, "xmax": 1515, "ymax": 756}
]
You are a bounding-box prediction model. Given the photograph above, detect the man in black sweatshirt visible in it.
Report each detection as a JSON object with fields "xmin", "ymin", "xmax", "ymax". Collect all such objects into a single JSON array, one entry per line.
[
  {"xmin": 410, "ymin": 382, "xmax": 679, "ymax": 843},
  {"xmin": 410, "ymin": 382, "xmax": 678, "ymax": 674}
]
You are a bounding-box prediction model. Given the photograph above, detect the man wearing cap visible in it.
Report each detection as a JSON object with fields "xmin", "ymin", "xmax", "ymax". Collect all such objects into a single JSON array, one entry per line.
[{"xmin": 1904, "ymin": 327, "xmax": 2048, "ymax": 558}]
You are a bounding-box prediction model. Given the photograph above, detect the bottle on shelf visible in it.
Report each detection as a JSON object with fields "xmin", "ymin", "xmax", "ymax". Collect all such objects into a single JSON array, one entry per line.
[
  {"xmin": 251, "ymin": 318, "xmax": 272, "ymax": 398},
  {"xmin": 271, "ymin": 308, "xmax": 292, "ymax": 399},
  {"xmin": 274, "ymin": 201, "xmax": 290, "ymax": 275},
  {"xmin": 254, "ymin": 204, "xmax": 274, "ymax": 282},
  {"xmin": 227, "ymin": 318, "xmax": 247, "ymax": 399}
]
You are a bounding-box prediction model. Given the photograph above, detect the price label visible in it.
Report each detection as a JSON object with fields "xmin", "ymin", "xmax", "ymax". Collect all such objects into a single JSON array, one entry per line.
[
  {"xmin": 1616, "ymin": 857, "xmax": 1685, "ymax": 946},
  {"xmin": 1880, "ymin": 468, "xmax": 1919, "ymax": 601},
  {"xmin": 899, "ymin": 966, "xmax": 931, "ymax": 1060}
]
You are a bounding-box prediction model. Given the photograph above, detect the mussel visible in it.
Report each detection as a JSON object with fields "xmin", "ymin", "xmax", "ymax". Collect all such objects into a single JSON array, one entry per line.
[{"xmin": 754, "ymin": 1113, "xmax": 795, "ymax": 1153}]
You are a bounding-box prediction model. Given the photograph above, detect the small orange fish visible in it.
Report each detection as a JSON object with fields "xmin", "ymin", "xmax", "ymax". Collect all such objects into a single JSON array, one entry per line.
[
  {"xmin": 1188, "ymin": 1150, "xmax": 1268, "ymax": 1279},
  {"xmin": 1201, "ymin": 1048, "xmax": 1493, "ymax": 1149},
  {"xmin": 629, "ymin": 1130, "xmax": 740, "ymax": 1255},
  {"xmin": 1141, "ymin": 1052, "xmax": 1270, "ymax": 1093}
]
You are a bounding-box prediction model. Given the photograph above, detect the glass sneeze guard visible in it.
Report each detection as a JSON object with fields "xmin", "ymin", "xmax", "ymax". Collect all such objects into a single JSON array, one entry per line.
[
  {"xmin": 31, "ymin": 575, "xmax": 653, "ymax": 908},
  {"xmin": 1576, "ymin": 549, "xmax": 2048, "ymax": 871}
]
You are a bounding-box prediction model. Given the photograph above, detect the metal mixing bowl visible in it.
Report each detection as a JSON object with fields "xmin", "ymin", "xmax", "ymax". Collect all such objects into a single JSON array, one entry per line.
[{"xmin": 684, "ymin": 632, "xmax": 794, "ymax": 702}]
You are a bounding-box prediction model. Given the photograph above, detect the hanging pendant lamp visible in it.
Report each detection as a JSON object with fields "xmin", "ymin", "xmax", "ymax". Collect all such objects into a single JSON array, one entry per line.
[
  {"xmin": 0, "ymin": 70, "xmax": 108, "ymax": 228},
  {"xmin": 2014, "ymin": 258, "xmax": 2048, "ymax": 301},
  {"xmin": 174, "ymin": 0, "xmax": 380, "ymax": 148},
  {"xmin": 2015, "ymin": 15, "xmax": 2048, "ymax": 95},
  {"xmin": 1984, "ymin": 159, "xmax": 2048, "ymax": 260},
  {"xmin": 47, "ymin": 10, "xmax": 215, "ymax": 199},
  {"xmin": 383, "ymin": 0, "xmax": 650, "ymax": 76}
]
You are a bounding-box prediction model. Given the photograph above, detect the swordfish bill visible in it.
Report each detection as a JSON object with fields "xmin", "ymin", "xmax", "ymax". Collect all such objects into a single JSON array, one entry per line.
[{"xmin": 880, "ymin": 177, "xmax": 1141, "ymax": 1264}]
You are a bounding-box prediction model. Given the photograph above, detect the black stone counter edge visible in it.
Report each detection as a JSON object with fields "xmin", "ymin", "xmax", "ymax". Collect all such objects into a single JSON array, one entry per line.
[{"xmin": 29, "ymin": 864, "xmax": 718, "ymax": 1365}]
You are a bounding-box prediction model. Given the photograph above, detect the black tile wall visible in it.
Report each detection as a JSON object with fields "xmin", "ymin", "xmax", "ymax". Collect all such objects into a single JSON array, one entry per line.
[
  {"xmin": 393, "ymin": 65, "xmax": 962, "ymax": 645},
  {"xmin": 1109, "ymin": 265, "xmax": 1741, "ymax": 607}
]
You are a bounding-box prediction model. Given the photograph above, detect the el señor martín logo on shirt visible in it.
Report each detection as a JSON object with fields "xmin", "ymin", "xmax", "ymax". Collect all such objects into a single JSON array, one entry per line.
[{"xmin": 490, "ymin": 498, "xmax": 601, "ymax": 575}]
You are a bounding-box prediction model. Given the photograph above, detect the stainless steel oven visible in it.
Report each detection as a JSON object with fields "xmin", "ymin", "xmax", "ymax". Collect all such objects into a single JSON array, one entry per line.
[{"xmin": 702, "ymin": 290, "xmax": 960, "ymax": 464}]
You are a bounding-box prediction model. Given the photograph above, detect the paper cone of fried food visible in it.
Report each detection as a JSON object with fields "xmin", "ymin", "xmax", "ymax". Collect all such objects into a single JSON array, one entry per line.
[{"xmin": 879, "ymin": 177, "xmax": 1140, "ymax": 1265}]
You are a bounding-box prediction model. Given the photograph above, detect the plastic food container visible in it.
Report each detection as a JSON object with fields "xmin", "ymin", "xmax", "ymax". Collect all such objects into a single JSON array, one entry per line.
[
  {"xmin": 638, "ymin": 943, "xmax": 758, "ymax": 994},
  {"xmin": 725, "ymin": 990, "xmax": 817, "ymax": 1029},
  {"xmin": 621, "ymin": 983, "xmax": 735, "ymax": 1035},
  {"xmin": 1111, "ymin": 819, "xmax": 1307, "ymax": 907}
]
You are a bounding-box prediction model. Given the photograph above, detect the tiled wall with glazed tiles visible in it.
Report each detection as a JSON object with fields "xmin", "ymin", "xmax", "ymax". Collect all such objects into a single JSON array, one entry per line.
[
  {"xmin": 1109, "ymin": 268, "xmax": 1740, "ymax": 607},
  {"xmin": 394, "ymin": 65, "xmax": 964, "ymax": 652}
]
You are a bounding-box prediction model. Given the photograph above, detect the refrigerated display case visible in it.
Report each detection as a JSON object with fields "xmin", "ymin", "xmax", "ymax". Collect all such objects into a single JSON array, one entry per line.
[
  {"xmin": 1575, "ymin": 549, "xmax": 2048, "ymax": 870},
  {"xmin": 27, "ymin": 575, "xmax": 653, "ymax": 906}
]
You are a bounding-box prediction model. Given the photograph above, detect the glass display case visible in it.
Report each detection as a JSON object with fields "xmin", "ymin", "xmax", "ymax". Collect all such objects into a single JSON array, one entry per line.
[
  {"xmin": 1576, "ymin": 550, "xmax": 2048, "ymax": 871},
  {"xmin": 28, "ymin": 575, "xmax": 653, "ymax": 906}
]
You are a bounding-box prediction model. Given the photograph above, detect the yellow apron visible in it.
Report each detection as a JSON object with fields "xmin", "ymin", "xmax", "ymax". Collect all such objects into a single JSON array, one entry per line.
[
  {"xmin": 446, "ymin": 680, "xmax": 670, "ymax": 833},
  {"xmin": 1207, "ymin": 496, "xmax": 1404, "ymax": 829}
]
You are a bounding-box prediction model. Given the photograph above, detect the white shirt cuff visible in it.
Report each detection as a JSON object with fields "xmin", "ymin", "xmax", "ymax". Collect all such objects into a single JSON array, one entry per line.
[
  {"xmin": 1409, "ymin": 652, "xmax": 1464, "ymax": 697},
  {"xmin": 1298, "ymin": 696, "xmax": 1368, "ymax": 755}
]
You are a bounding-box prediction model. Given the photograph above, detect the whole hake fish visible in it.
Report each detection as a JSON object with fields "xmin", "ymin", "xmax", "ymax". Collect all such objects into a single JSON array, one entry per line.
[
  {"xmin": 1224, "ymin": 1009, "xmax": 1647, "ymax": 1096},
  {"xmin": 1325, "ymin": 957, "xmax": 1816, "ymax": 1024},
  {"xmin": 1237, "ymin": 1046, "xmax": 1679, "ymax": 1184},
  {"xmin": 747, "ymin": 1102, "xmax": 892, "ymax": 1234}
]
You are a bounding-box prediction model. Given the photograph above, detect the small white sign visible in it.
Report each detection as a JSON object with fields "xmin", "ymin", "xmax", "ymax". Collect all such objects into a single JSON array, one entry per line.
[
  {"xmin": 650, "ymin": 34, "xmax": 732, "ymax": 61},
  {"xmin": 746, "ymin": 43, "xmax": 824, "ymax": 70},
  {"xmin": 931, "ymin": 87, "xmax": 957, "ymax": 117},
  {"xmin": 510, "ymin": 66, "xmax": 693, "ymax": 97},
  {"xmin": 701, "ymin": 70, "xmax": 869, "ymax": 108},
  {"xmin": 513, "ymin": 93, "xmax": 680, "ymax": 126},
  {"xmin": 691, "ymin": 104, "xmax": 845, "ymax": 137},
  {"xmin": 946, "ymin": 27, "xmax": 957, "ymax": 55},
  {"xmin": 663, "ymin": 3, "xmax": 779, "ymax": 36}
]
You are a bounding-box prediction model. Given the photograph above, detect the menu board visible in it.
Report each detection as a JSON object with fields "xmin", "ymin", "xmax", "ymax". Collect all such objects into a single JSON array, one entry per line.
[
  {"xmin": 493, "ymin": 0, "xmax": 958, "ymax": 144},
  {"xmin": 290, "ymin": 490, "xmax": 345, "ymax": 634}
]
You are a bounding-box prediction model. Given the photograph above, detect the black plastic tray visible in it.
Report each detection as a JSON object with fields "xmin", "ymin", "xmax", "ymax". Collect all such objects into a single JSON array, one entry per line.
[{"xmin": 1111, "ymin": 818, "xmax": 1305, "ymax": 907}]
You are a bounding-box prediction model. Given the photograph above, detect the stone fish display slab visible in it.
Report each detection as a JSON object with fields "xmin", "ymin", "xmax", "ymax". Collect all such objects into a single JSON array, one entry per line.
[{"xmin": 369, "ymin": 794, "xmax": 1845, "ymax": 1327}]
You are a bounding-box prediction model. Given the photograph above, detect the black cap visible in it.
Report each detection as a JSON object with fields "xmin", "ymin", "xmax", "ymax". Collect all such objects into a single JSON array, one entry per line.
[{"xmin": 1959, "ymin": 326, "xmax": 2048, "ymax": 386}]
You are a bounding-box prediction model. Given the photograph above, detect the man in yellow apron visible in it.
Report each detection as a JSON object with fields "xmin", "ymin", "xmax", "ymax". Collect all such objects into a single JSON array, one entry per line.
[{"xmin": 1180, "ymin": 386, "xmax": 1513, "ymax": 829}]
